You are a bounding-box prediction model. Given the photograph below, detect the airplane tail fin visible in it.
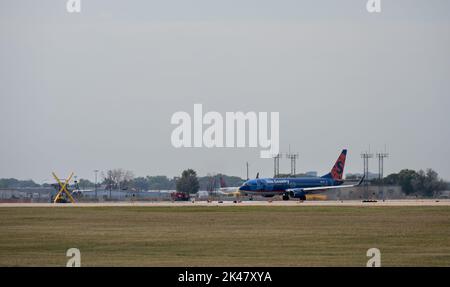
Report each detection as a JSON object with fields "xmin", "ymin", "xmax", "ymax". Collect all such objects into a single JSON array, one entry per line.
[
  {"xmin": 321, "ymin": 149, "xmax": 347, "ymax": 180},
  {"xmin": 220, "ymin": 176, "xmax": 227, "ymax": 188}
]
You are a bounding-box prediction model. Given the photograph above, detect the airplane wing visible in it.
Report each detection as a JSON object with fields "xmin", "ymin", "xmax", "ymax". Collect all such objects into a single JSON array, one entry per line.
[{"xmin": 286, "ymin": 176, "xmax": 365, "ymax": 194}]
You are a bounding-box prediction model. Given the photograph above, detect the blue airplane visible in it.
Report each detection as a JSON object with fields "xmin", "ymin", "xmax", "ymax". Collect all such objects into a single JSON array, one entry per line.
[{"xmin": 238, "ymin": 149, "xmax": 364, "ymax": 200}]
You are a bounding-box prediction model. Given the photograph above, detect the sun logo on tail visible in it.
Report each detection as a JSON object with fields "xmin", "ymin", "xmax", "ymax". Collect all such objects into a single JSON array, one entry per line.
[{"xmin": 331, "ymin": 150, "xmax": 347, "ymax": 180}]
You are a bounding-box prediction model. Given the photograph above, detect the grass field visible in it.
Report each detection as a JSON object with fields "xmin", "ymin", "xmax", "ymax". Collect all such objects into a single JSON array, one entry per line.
[{"xmin": 0, "ymin": 206, "xmax": 449, "ymax": 266}]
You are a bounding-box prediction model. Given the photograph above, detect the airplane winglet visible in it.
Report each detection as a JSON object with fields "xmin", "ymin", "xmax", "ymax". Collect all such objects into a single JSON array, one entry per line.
[{"xmin": 356, "ymin": 175, "xmax": 365, "ymax": 186}]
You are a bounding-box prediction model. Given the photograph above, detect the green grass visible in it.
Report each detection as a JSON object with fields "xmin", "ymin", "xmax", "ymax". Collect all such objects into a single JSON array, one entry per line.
[{"xmin": 0, "ymin": 206, "xmax": 449, "ymax": 266}]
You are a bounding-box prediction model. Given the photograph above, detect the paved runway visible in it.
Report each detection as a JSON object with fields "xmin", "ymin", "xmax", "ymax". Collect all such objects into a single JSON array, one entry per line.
[{"xmin": 0, "ymin": 199, "xmax": 449, "ymax": 207}]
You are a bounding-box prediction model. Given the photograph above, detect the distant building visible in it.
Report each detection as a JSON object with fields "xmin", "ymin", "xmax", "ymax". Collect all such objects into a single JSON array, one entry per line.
[
  {"xmin": 346, "ymin": 172, "xmax": 379, "ymax": 180},
  {"xmin": 305, "ymin": 171, "xmax": 318, "ymax": 177},
  {"xmin": 438, "ymin": 190, "xmax": 450, "ymax": 199},
  {"xmin": 324, "ymin": 185, "xmax": 404, "ymax": 200},
  {"xmin": 0, "ymin": 187, "xmax": 54, "ymax": 202}
]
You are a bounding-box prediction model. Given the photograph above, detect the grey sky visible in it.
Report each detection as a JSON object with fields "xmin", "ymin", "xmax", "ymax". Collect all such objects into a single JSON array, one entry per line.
[{"xmin": 1, "ymin": 0, "xmax": 449, "ymax": 183}]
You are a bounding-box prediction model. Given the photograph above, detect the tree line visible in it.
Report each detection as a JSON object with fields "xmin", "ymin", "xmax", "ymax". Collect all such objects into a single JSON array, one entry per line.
[
  {"xmin": 0, "ymin": 178, "xmax": 40, "ymax": 189},
  {"xmin": 1, "ymin": 168, "xmax": 448, "ymax": 197},
  {"xmin": 97, "ymin": 169, "xmax": 243, "ymax": 192},
  {"xmin": 372, "ymin": 169, "xmax": 448, "ymax": 197},
  {"xmin": 0, "ymin": 169, "xmax": 243, "ymax": 193}
]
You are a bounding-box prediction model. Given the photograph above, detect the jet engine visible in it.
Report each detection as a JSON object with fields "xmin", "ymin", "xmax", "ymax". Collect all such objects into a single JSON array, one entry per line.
[{"xmin": 289, "ymin": 190, "xmax": 307, "ymax": 201}]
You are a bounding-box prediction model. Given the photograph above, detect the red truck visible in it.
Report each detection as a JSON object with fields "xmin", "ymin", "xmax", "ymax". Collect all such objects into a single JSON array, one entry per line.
[{"xmin": 171, "ymin": 192, "xmax": 190, "ymax": 201}]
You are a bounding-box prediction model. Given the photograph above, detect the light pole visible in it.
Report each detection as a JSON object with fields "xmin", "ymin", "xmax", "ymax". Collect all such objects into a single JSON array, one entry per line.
[
  {"xmin": 94, "ymin": 170, "xmax": 99, "ymax": 201},
  {"xmin": 246, "ymin": 162, "xmax": 249, "ymax": 180}
]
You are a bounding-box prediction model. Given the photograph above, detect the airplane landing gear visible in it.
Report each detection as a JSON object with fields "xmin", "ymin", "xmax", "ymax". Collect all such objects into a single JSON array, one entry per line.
[{"xmin": 282, "ymin": 193, "xmax": 290, "ymax": 201}]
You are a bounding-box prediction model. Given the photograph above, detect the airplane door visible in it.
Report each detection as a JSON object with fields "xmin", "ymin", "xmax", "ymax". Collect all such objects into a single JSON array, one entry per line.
[{"xmin": 256, "ymin": 180, "xmax": 265, "ymax": 191}]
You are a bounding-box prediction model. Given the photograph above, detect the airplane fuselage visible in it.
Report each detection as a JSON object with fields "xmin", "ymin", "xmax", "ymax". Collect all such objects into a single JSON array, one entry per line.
[{"xmin": 238, "ymin": 177, "xmax": 342, "ymax": 196}]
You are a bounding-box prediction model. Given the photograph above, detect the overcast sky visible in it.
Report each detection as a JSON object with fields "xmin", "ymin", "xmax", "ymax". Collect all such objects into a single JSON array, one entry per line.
[{"xmin": 1, "ymin": 0, "xmax": 449, "ymax": 183}]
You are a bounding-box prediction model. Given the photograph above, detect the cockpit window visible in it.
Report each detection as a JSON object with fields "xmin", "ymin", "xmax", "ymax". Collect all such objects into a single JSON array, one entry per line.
[{"xmin": 246, "ymin": 180, "xmax": 257, "ymax": 186}]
